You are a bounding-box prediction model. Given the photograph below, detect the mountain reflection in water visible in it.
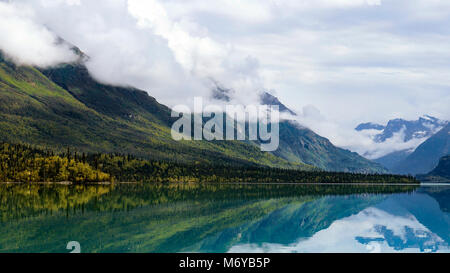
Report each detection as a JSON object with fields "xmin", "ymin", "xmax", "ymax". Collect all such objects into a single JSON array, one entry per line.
[{"xmin": 0, "ymin": 183, "xmax": 448, "ymax": 253}]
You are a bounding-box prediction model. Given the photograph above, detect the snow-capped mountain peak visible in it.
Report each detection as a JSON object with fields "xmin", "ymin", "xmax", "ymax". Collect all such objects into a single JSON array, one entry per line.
[{"xmin": 356, "ymin": 115, "xmax": 448, "ymax": 144}]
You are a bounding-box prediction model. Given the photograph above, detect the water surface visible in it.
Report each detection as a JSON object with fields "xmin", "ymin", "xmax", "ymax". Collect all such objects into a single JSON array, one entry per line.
[{"xmin": 0, "ymin": 183, "xmax": 448, "ymax": 253}]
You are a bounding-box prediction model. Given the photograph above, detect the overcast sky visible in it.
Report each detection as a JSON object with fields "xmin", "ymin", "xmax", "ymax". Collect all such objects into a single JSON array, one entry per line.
[{"xmin": 1, "ymin": 0, "xmax": 449, "ymax": 157}]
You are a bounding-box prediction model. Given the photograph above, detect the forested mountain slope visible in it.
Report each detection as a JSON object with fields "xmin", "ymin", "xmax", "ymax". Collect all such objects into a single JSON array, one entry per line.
[
  {"xmin": 0, "ymin": 50, "xmax": 385, "ymax": 173},
  {"xmin": 0, "ymin": 52, "xmax": 304, "ymax": 169}
]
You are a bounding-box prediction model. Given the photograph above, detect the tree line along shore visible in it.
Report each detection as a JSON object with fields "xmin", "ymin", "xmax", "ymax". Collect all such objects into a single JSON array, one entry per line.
[{"xmin": 0, "ymin": 142, "xmax": 418, "ymax": 184}]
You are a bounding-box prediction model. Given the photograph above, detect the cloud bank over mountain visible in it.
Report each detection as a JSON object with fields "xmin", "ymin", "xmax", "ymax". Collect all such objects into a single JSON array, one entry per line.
[
  {"xmin": 0, "ymin": 0, "xmax": 267, "ymax": 107},
  {"xmin": 1, "ymin": 0, "xmax": 449, "ymax": 151},
  {"xmin": 0, "ymin": 1, "xmax": 77, "ymax": 67},
  {"xmin": 351, "ymin": 116, "xmax": 448, "ymax": 159}
]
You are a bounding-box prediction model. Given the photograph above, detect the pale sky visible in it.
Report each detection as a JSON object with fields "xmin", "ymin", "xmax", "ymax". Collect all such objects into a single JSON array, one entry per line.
[{"xmin": 1, "ymin": 0, "xmax": 449, "ymax": 156}]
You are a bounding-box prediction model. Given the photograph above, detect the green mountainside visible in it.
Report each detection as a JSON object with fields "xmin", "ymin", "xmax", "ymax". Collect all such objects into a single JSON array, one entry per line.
[
  {"xmin": 276, "ymin": 121, "xmax": 387, "ymax": 173},
  {"xmin": 0, "ymin": 54, "xmax": 302, "ymax": 169},
  {"xmin": 0, "ymin": 50, "xmax": 385, "ymax": 173}
]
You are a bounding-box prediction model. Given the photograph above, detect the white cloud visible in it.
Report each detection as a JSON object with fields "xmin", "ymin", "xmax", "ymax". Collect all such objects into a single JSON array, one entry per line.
[
  {"xmin": 0, "ymin": 1, "xmax": 77, "ymax": 67},
  {"xmin": 358, "ymin": 128, "xmax": 428, "ymax": 159},
  {"xmin": 13, "ymin": 0, "xmax": 267, "ymax": 107},
  {"xmin": 127, "ymin": 0, "xmax": 268, "ymax": 106}
]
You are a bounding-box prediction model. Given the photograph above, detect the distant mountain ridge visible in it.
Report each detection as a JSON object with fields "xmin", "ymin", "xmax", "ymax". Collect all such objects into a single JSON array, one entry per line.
[
  {"xmin": 275, "ymin": 121, "xmax": 386, "ymax": 173},
  {"xmin": 373, "ymin": 149, "xmax": 414, "ymax": 171},
  {"xmin": 393, "ymin": 124, "xmax": 450, "ymax": 175},
  {"xmin": 355, "ymin": 122, "xmax": 385, "ymax": 131},
  {"xmin": 428, "ymin": 155, "xmax": 450, "ymax": 178},
  {"xmin": 356, "ymin": 115, "xmax": 447, "ymax": 143},
  {"xmin": 259, "ymin": 92, "xmax": 297, "ymax": 116},
  {"xmin": 355, "ymin": 116, "xmax": 448, "ymax": 171},
  {"xmin": 211, "ymin": 82, "xmax": 233, "ymax": 102},
  {"xmin": 209, "ymin": 84, "xmax": 384, "ymax": 172},
  {"xmin": 417, "ymin": 155, "xmax": 450, "ymax": 182},
  {"xmin": 210, "ymin": 84, "xmax": 297, "ymax": 116}
]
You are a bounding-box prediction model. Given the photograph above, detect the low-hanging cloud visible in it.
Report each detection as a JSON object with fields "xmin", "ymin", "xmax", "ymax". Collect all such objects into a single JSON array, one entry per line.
[
  {"xmin": 9, "ymin": 0, "xmax": 267, "ymax": 108},
  {"xmin": 126, "ymin": 0, "xmax": 264, "ymax": 106},
  {"xmin": 0, "ymin": 1, "xmax": 77, "ymax": 67},
  {"xmin": 294, "ymin": 105, "xmax": 431, "ymax": 159}
]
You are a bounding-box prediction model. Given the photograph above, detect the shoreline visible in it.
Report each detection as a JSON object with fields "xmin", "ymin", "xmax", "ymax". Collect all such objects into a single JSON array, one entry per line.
[{"xmin": 0, "ymin": 181, "xmax": 423, "ymax": 186}]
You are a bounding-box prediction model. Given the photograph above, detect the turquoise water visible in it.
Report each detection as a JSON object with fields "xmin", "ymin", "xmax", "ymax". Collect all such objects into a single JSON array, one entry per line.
[{"xmin": 0, "ymin": 183, "xmax": 448, "ymax": 253}]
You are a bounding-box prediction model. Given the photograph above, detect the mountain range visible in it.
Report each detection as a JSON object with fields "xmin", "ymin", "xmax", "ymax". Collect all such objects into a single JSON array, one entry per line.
[
  {"xmin": 209, "ymin": 80, "xmax": 385, "ymax": 172},
  {"xmin": 0, "ymin": 51, "xmax": 294, "ymax": 169},
  {"xmin": 275, "ymin": 121, "xmax": 384, "ymax": 172},
  {"xmin": 356, "ymin": 115, "xmax": 446, "ymax": 143},
  {"xmin": 0, "ymin": 48, "xmax": 386, "ymax": 173}
]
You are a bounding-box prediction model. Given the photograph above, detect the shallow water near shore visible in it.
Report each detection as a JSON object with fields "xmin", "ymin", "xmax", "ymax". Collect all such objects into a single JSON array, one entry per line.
[{"xmin": 0, "ymin": 183, "xmax": 448, "ymax": 253}]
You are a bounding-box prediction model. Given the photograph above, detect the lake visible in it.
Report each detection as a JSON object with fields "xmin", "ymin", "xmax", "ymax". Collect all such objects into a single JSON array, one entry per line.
[{"xmin": 0, "ymin": 183, "xmax": 448, "ymax": 253}]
